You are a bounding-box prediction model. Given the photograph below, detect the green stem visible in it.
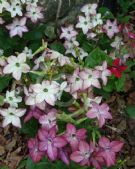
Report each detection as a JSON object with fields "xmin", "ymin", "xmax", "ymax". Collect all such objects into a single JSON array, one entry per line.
[
  {"xmin": 70, "ymin": 108, "xmax": 85, "ymax": 118},
  {"xmin": 31, "ymin": 41, "xmax": 48, "ymax": 58}
]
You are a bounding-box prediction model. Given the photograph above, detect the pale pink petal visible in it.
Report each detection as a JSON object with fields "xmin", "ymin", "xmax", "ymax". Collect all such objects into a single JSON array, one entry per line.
[
  {"xmin": 79, "ymin": 141, "xmax": 90, "ymax": 152},
  {"xmin": 47, "ymin": 144, "xmax": 57, "ymax": 161},
  {"xmin": 99, "ymin": 137, "xmax": 110, "ymax": 148},
  {"xmin": 70, "ymin": 151, "xmax": 84, "ymax": 162},
  {"xmin": 2, "ymin": 118, "xmax": 12, "ymax": 127},
  {"xmin": 110, "ymin": 141, "xmax": 124, "ymax": 152},
  {"xmin": 54, "ymin": 137, "xmax": 67, "ymax": 148}
]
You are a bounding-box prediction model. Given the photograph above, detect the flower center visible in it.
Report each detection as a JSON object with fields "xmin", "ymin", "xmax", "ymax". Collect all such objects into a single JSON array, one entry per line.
[
  {"xmin": 16, "ymin": 62, "xmax": 20, "ymax": 67},
  {"xmin": 88, "ymin": 75, "xmax": 92, "ymax": 79},
  {"xmin": 84, "ymin": 21, "xmax": 88, "ymax": 25},
  {"xmin": 76, "ymin": 77, "xmax": 80, "ymax": 81},
  {"xmin": 9, "ymin": 112, "xmax": 14, "ymax": 115},
  {"xmin": 48, "ymin": 138, "xmax": 52, "ymax": 144},
  {"xmin": 9, "ymin": 97, "xmax": 13, "ymax": 101},
  {"xmin": 43, "ymin": 88, "xmax": 48, "ymax": 92},
  {"xmin": 108, "ymin": 26, "xmax": 112, "ymax": 29},
  {"xmin": 71, "ymin": 133, "xmax": 76, "ymax": 138}
]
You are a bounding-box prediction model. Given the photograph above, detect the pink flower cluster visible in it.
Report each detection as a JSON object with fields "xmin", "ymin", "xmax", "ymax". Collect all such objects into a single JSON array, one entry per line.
[{"xmin": 28, "ymin": 123, "xmax": 123, "ymax": 169}]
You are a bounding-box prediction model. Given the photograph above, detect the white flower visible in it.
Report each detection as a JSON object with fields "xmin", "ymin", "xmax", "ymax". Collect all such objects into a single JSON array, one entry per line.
[
  {"xmin": 57, "ymin": 81, "xmax": 67, "ymax": 100},
  {"xmin": 0, "ymin": 0, "xmax": 10, "ymax": 13},
  {"xmin": 76, "ymin": 16, "xmax": 92, "ymax": 34},
  {"xmin": 26, "ymin": 4, "xmax": 43, "ymax": 22},
  {"xmin": 66, "ymin": 47, "xmax": 88, "ymax": 60},
  {"xmin": 30, "ymin": 81, "xmax": 60, "ymax": 106},
  {"xmin": 81, "ymin": 3, "xmax": 97, "ymax": 16},
  {"xmin": 4, "ymin": 90, "xmax": 22, "ymax": 107},
  {"xmin": 0, "ymin": 107, "xmax": 26, "ymax": 128},
  {"xmin": 95, "ymin": 61, "xmax": 111, "ymax": 86},
  {"xmin": 7, "ymin": 2, "xmax": 22, "ymax": 17},
  {"xmin": 60, "ymin": 25, "xmax": 78, "ymax": 41},
  {"xmin": 26, "ymin": 0, "xmax": 38, "ymax": 5},
  {"xmin": 64, "ymin": 38, "xmax": 79, "ymax": 50},
  {"xmin": 6, "ymin": 17, "xmax": 28, "ymax": 37},
  {"xmin": 92, "ymin": 13, "xmax": 103, "ymax": 27},
  {"xmin": 3, "ymin": 53, "xmax": 30, "ymax": 80},
  {"xmin": 23, "ymin": 47, "xmax": 33, "ymax": 59},
  {"xmin": 111, "ymin": 36, "xmax": 124, "ymax": 50}
]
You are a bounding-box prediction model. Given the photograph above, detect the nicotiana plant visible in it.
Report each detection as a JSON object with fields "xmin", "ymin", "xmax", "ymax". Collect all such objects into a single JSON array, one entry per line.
[{"xmin": 0, "ymin": 1, "xmax": 135, "ymax": 169}]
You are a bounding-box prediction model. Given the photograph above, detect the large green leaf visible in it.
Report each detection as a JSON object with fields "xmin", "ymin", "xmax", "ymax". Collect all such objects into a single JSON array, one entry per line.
[
  {"xmin": 85, "ymin": 47, "xmax": 112, "ymax": 68},
  {"xmin": 0, "ymin": 76, "xmax": 12, "ymax": 92},
  {"xmin": 20, "ymin": 118, "xmax": 38, "ymax": 137}
]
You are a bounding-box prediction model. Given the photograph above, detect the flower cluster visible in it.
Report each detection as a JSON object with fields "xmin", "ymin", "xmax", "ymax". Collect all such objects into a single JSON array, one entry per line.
[
  {"xmin": 0, "ymin": 2, "xmax": 133, "ymax": 169},
  {"xmin": 28, "ymin": 122, "xmax": 123, "ymax": 169},
  {"xmin": 0, "ymin": 0, "xmax": 43, "ymax": 37}
]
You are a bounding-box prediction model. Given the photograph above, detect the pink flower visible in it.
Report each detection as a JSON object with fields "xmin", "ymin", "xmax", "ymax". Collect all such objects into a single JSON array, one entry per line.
[
  {"xmin": 24, "ymin": 106, "xmax": 44, "ymax": 122},
  {"xmin": 70, "ymin": 141, "xmax": 94, "ymax": 166},
  {"xmin": 90, "ymin": 149, "xmax": 105, "ymax": 169},
  {"xmin": 98, "ymin": 137, "xmax": 124, "ymax": 167},
  {"xmin": 86, "ymin": 102, "xmax": 112, "ymax": 128},
  {"xmin": 80, "ymin": 69, "xmax": 101, "ymax": 89},
  {"xmin": 67, "ymin": 68, "xmax": 83, "ymax": 94},
  {"xmin": 38, "ymin": 127, "xmax": 67, "ymax": 161},
  {"xmin": 60, "ymin": 25, "xmax": 78, "ymax": 41},
  {"xmin": 95, "ymin": 61, "xmax": 111, "ymax": 85},
  {"xmin": 6, "ymin": 17, "xmax": 28, "ymax": 37},
  {"xmin": 39, "ymin": 109, "xmax": 57, "ymax": 130},
  {"xmin": 28, "ymin": 138, "xmax": 44, "ymax": 163},
  {"xmin": 65, "ymin": 123, "xmax": 87, "ymax": 151},
  {"xmin": 103, "ymin": 20, "xmax": 119, "ymax": 38},
  {"xmin": 59, "ymin": 148, "xmax": 70, "ymax": 165}
]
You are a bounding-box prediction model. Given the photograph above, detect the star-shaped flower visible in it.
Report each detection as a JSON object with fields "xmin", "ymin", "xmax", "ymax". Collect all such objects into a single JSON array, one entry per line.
[
  {"xmin": 0, "ymin": 107, "xmax": 26, "ymax": 128},
  {"xmin": 103, "ymin": 20, "xmax": 119, "ymax": 38},
  {"xmin": 95, "ymin": 61, "xmax": 111, "ymax": 86},
  {"xmin": 4, "ymin": 90, "xmax": 22, "ymax": 107},
  {"xmin": 109, "ymin": 58, "xmax": 127, "ymax": 78},
  {"xmin": 98, "ymin": 137, "xmax": 124, "ymax": 167},
  {"xmin": 76, "ymin": 16, "xmax": 92, "ymax": 34},
  {"xmin": 3, "ymin": 53, "xmax": 30, "ymax": 80},
  {"xmin": 80, "ymin": 69, "xmax": 101, "ymax": 89},
  {"xmin": 86, "ymin": 102, "xmax": 112, "ymax": 128},
  {"xmin": 6, "ymin": 17, "xmax": 28, "ymax": 37}
]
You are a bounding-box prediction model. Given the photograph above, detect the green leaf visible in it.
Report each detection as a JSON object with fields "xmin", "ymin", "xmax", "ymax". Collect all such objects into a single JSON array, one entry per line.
[
  {"xmin": 20, "ymin": 118, "xmax": 38, "ymax": 137},
  {"xmin": 126, "ymin": 105, "xmax": 135, "ymax": 118},
  {"xmin": 0, "ymin": 95, "xmax": 4, "ymax": 106},
  {"xmin": 50, "ymin": 42, "xmax": 65, "ymax": 54},
  {"xmin": 85, "ymin": 47, "xmax": 112, "ymax": 68},
  {"xmin": 26, "ymin": 158, "xmax": 36, "ymax": 169},
  {"xmin": 115, "ymin": 75, "xmax": 126, "ymax": 92},
  {"xmin": 0, "ymin": 76, "xmax": 12, "ymax": 92},
  {"xmin": 98, "ymin": 7, "xmax": 114, "ymax": 19}
]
